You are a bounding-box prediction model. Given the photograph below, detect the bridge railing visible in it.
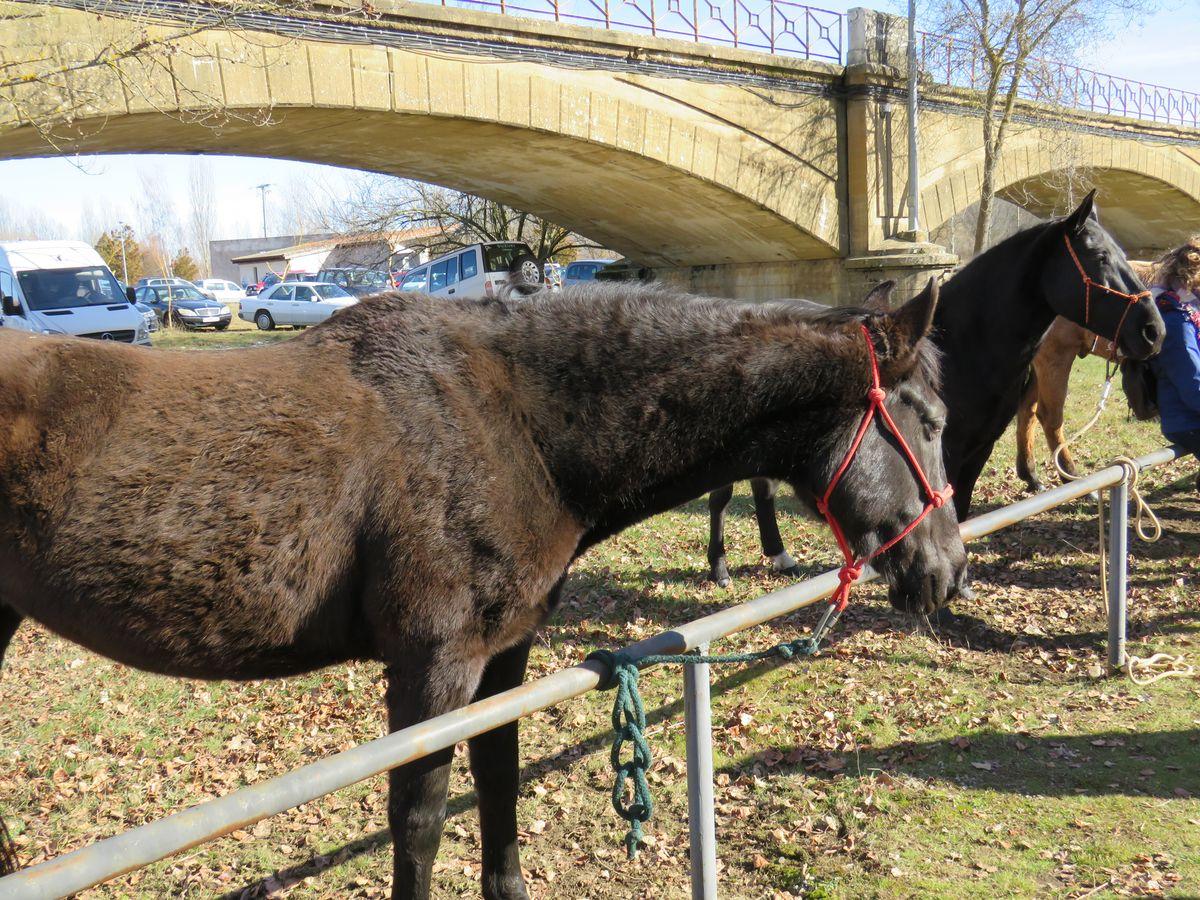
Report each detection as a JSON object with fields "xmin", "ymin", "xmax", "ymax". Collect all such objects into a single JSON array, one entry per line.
[
  {"xmin": 438, "ymin": 0, "xmax": 844, "ymax": 60},
  {"xmin": 917, "ymin": 30, "xmax": 1200, "ymax": 127}
]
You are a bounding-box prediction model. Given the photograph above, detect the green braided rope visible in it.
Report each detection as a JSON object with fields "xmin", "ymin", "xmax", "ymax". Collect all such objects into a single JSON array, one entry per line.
[{"xmin": 588, "ymin": 636, "xmax": 822, "ymax": 859}]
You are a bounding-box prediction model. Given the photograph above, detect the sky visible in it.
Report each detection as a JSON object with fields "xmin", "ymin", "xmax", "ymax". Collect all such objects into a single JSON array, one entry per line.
[{"xmin": 1, "ymin": 0, "xmax": 1197, "ymax": 244}]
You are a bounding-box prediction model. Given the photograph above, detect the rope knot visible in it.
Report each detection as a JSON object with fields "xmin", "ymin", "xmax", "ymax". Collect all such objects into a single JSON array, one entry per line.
[
  {"xmin": 867, "ymin": 387, "xmax": 886, "ymax": 404},
  {"xmin": 838, "ymin": 563, "xmax": 863, "ymax": 586},
  {"xmin": 931, "ymin": 490, "xmax": 947, "ymax": 509},
  {"xmin": 815, "ymin": 498, "xmax": 829, "ymax": 517}
]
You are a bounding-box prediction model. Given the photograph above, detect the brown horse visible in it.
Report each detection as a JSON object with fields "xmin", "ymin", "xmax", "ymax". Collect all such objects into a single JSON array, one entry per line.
[
  {"xmin": 0, "ymin": 282, "xmax": 967, "ymax": 899},
  {"xmin": 1015, "ymin": 260, "xmax": 1154, "ymax": 491}
]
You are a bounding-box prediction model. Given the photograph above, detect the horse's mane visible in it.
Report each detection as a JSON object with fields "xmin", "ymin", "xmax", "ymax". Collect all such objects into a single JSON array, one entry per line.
[{"xmin": 313, "ymin": 281, "xmax": 940, "ymax": 390}]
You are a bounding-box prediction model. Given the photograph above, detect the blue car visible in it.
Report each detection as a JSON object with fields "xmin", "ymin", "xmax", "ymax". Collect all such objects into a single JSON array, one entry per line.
[{"xmin": 563, "ymin": 259, "xmax": 613, "ymax": 286}]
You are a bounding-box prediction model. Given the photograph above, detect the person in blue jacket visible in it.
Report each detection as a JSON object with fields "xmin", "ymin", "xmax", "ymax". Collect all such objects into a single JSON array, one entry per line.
[{"xmin": 1149, "ymin": 238, "xmax": 1200, "ymax": 458}]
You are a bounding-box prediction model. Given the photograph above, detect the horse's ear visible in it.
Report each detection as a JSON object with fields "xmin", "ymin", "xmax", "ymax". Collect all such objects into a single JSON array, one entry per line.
[
  {"xmin": 1063, "ymin": 189, "xmax": 1098, "ymax": 236},
  {"xmin": 862, "ymin": 279, "xmax": 895, "ymax": 311},
  {"xmin": 884, "ymin": 277, "xmax": 939, "ymax": 351}
]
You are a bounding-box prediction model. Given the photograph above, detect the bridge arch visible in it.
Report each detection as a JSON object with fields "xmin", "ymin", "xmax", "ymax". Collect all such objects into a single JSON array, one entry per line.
[
  {"xmin": 0, "ymin": 5, "xmax": 843, "ymax": 267},
  {"xmin": 919, "ymin": 131, "xmax": 1200, "ymax": 256}
]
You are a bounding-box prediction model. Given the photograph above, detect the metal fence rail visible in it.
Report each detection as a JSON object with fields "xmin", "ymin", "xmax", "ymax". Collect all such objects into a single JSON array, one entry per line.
[
  {"xmin": 917, "ymin": 31, "xmax": 1200, "ymax": 127},
  {"xmin": 0, "ymin": 444, "xmax": 1186, "ymax": 900},
  {"xmin": 437, "ymin": 0, "xmax": 845, "ymax": 60}
]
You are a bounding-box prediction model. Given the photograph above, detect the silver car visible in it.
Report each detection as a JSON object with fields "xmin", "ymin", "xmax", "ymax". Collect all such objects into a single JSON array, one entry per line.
[{"xmin": 239, "ymin": 281, "xmax": 357, "ymax": 330}]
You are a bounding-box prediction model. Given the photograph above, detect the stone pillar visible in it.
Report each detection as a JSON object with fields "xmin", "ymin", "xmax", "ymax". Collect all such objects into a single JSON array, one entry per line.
[{"xmin": 843, "ymin": 8, "xmax": 956, "ymax": 288}]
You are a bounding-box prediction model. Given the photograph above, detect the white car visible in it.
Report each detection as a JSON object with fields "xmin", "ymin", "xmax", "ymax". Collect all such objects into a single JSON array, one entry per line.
[
  {"xmin": 196, "ymin": 278, "xmax": 246, "ymax": 303},
  {"xmin": 397, "ymin": 242, "xmax": 541, "ymax": 300},
  {"xmin": 239, "ymin": 281, "xmax": 357, "ymax": 330}
]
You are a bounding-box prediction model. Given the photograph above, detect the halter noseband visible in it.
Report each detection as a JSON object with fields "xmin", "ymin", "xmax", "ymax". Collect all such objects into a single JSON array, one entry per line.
[
  {"xmin": 809, "ymin": 323, "xmax": 954, "ymax": 644},
  {"xmin": 1063, "ymin": 232, "xmax": 1150, "ymax": 363}
]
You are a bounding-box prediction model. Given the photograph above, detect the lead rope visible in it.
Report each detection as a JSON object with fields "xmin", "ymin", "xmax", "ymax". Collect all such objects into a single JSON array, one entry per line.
[{"xmin": 589, "ymin": 323, "xmax": 952, "ymax": 858}]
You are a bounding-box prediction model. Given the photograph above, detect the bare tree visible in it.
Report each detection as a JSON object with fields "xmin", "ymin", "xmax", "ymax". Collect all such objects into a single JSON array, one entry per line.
[
  {"xmin": 328, "ymin": 176, "xmax": 606, "ymax": 263},
  {"xmin": 921, "ymin": 0, "xmax": 1149, "ymax": 252},
  {"xmin": 188, "ymin": 160, "xmax": 218, "ymax": 277},
  {"xmin": 0, "ymin": 198, "xmax": 63, "ymax": 241},
  {"xmin": 138, "ymin": 167, "xmax": 181, "ymax": 277}
]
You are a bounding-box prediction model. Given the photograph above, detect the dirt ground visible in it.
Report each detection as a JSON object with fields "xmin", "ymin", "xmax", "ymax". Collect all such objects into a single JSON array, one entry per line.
[{"xmin": 0, "ymin": 351, "xmax": 1196, "ymax": 899}]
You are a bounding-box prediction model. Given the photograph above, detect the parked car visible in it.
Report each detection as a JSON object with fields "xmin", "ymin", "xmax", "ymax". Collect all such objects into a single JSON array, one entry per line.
[
  {"xmin": 239, "ymin": 281, "xmax": 356, "ymax": 330},
  {"xmin": 195, "ymin": 278, "xmax": 246, "ymax": 303},
  {"xmin": 135, "ymin": 283, "xmax": 232, "ymax": 330},
  {"xmin": 136, "ymin": 276, "xmax": 199, "ymax": 290},
  {"xmin": 120, "ymin": 282, "xmax": 159, "ymax": 334},
  {"xmin": 0, "ymin": 241, "xmax": 151, "ymax": 345},
  {"xmin": 396, "ymin": 242, "xmax": 541, "ymax": 299},
  {"xmin": 594, "ymin": 258, "xmax": 654, "ymax": 283},
  {"xmin": 318, "ymin": 267, "xmax": 394, "ymax": 298},
  {"xmin": 282, "ymin": 271, "xmax": 315, "ymax": 283},
  {"xmin": 563, "ymin": 259, "xmax": 614, "ymax": 286}
]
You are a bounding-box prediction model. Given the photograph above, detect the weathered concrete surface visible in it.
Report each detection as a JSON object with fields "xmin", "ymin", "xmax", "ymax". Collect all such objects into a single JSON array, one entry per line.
[{"xmin": 2, "ymin": 1, "xmax": 1199, "ymax": 300}]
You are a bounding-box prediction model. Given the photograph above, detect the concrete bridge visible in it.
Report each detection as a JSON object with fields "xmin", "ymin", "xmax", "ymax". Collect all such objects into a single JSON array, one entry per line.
[{"xmin": 3, "ymin": 0, "xmax": 1199, "ymax": 301}]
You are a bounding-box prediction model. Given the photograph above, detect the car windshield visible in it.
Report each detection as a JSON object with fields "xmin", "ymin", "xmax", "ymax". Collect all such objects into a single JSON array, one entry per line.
[
  {"xmin": 482, "ymin": 243, "xmax": 531, "ymax": 273},
  {"xmin": 314, "ymin": 284, "xmax": 353, "ymax": 299},
  {"xmin": 17, "ymin": 266, "xmax": 126, "ymax": 311},
  {"xmin": 163, "ymin": 285, "xmax": 206, "ymax": 302}
]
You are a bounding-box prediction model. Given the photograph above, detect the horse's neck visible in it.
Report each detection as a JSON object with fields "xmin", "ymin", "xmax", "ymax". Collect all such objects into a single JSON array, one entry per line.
[
  {"xmin": 938, "ymin": 243, "xmax": 1056, "ymax": 397},
  {"xmin": 508, "ymin": 301, "xmax": 850, "ymax": 541}
]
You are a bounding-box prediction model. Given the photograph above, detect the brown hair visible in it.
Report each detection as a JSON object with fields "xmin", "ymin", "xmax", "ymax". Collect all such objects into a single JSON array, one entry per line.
[{"xmin": 1153, "ymin": 236, "xmax": 1200, "ymax": 292}]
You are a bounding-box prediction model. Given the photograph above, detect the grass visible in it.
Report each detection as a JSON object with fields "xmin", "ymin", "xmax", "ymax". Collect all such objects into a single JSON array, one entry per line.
[
  {"xmin": 0, "ymin": 344, "xmax": 1197, "ymax": 898},
  {"xmin": 149, "ymin": 311, "xmax": 297, "ymax": 350}
]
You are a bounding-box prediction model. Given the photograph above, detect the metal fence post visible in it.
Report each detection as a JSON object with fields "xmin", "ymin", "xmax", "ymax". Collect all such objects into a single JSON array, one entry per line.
[
  {"xmin": 1107, "ymin": 476, "xmax": 1129, "ymax": 670},
  {"xmin": 684, "ymin": 644, "xmax": 718, "ymax": 900}
]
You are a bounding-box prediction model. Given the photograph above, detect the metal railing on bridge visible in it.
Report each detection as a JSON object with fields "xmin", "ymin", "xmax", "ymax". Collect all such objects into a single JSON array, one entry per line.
[
  {"xmin": 918, "ymin": 30, "xmax": 1200, "ymax": 128},
  {"xmin": 438, "ymin": 0, "xmax": 845, "ymax": 60},
  {"xmin": 421, "ymin": 0, "xmax": 1198, "ymax": 128}
]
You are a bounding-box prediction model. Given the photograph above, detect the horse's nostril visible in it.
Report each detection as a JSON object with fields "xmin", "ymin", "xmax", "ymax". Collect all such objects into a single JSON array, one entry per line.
[{"xmin": 1144, "ymin": 321, "xmax": 1164, "ymax": 346}]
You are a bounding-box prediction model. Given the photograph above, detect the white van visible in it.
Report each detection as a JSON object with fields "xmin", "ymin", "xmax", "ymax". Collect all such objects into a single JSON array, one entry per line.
[
  {"xmin": 397, "ymin": 242, "xmax": 542, "ymax": 299},
  {"xmin": 0, "ymin": 241, "xmax": 151, "ymax": 345}
]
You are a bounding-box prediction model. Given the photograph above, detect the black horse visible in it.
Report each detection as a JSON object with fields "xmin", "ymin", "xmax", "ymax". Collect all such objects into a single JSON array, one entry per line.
[
  {"xmin": 706, "ymin": 191, "xmax": 1165, "ymax": 585},
  {"xmin": 0, "ymin": 281, "xmax": 966, "ymax": 897}
]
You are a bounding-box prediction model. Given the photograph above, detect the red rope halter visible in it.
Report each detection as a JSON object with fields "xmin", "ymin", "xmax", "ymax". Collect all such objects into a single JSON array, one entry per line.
[
  {"xmin": 1063, "ymin": 232, "xmax": 1150, "ymax": 364},
  {"xmin": 808, "ymin": 324, "xmax": 954, "ymax": 644}
]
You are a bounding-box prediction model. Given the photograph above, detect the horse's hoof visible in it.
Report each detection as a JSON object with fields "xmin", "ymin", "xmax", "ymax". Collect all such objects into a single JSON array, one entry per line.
[
  {"xmin": 776, "ymin": 564, "xmax": 804, "ymax": 578},
  {"xmin": 709, "ymin": 562, "xmax": 732, "ymax": 588},
  {"xmin": 930, "ymin": 606, "xmax": 964, "ymax": 628},
  {"xmin": 483, "ymin": 873, "xmax": 530, "ymax": 900}
]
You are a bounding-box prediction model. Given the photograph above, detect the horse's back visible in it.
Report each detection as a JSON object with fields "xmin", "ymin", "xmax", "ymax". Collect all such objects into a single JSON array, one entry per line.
[{"xmin": 0, "ymin": 332, "xmax": 387, "ymax": 677}]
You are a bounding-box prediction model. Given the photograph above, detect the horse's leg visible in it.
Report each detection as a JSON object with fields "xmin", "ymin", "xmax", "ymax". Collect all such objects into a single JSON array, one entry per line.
[
  {"xmin": 468, "ymin": 637, "xmax": 533, "ymax": 900},
  {"xmin": 752, "ymin": 478, "xmax": 800, "ymax": 576},
  {"xmin": 1037, "ymin": 361, "xmax": 1077, "ymax": 480},
  {"xmin": 386, "ymin": 648, "xmax": 485, "ymax": 900},
  {"xmin": 0, "ymin": 602, "xmax": 22, "ymax": 875},
  {"xmin": 952, "ymin": 444, "xmax": 992, "ymax": 522},
  {"xmin": 706, "ymin": 484, "xmax": 735, "ymax": 587},
  {"xmin": 1015, "ymin": 371, "xmax": 1044, "ymax": 493}
]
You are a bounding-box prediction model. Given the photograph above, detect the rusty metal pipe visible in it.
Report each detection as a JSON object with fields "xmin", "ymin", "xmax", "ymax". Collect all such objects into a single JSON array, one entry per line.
[{"xmin": 0, "ymin": 445, "xmax": 1185, "ymax": 899}]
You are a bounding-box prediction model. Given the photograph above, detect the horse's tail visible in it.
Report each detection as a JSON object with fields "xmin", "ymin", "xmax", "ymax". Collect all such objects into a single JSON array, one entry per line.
[{"xmin": 0, "ymin": 811, "xmax": 18, "ymax": 875}]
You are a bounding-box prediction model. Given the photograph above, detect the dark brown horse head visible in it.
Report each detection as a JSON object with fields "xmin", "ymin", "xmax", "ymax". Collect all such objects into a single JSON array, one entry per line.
[
  {"xmin": 795, "ymin": 279, "xmax": 969, "ymax": 614},
  {"xmin": 1043, "ymin": 190, "xmax": 1164, "ymax": 361}
]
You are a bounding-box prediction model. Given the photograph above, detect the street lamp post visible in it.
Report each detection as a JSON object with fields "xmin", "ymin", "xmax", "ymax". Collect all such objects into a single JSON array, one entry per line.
[
  {"xmin": 117, "ymin": 223, "xmax": 129, "ymax": 284},
  {"xmin": 906, "ymin": 0, "xmax": 920, "ymax": 235},
  {"xmin": 255, "ymin": 183, "xmax": 273, "ymax": 238}
]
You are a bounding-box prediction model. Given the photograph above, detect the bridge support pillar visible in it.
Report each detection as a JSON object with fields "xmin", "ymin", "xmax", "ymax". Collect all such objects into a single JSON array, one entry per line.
[{"xmin": 657, "ymin": 246, "xmax": 957, "ymax": 306}]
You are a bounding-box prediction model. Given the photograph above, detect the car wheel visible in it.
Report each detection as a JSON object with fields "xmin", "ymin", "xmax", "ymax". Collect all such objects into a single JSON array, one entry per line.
[
  {"xmin": 255, "ymin": 311, "xmax": 275, "ymax": 331},
  {"xmin": 214, "ymin": 323, "xmax": 229, "ymax": 331},
  {"xmin": 509, "ymin": 253, "xmax": 542, "ymax": 287}
]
